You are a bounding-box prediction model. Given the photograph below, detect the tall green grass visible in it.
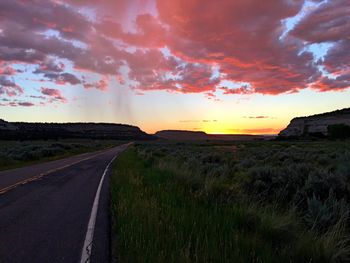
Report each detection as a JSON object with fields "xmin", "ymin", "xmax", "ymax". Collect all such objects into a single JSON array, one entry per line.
[{"xmin": 111, "ymin": 146, "xmax": 350, "ymax": 262}]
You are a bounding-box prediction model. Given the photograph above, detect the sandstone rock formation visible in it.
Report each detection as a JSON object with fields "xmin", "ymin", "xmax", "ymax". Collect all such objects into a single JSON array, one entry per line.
[
  {"xmin": 279, "ymin": 108, "xmax": 350, "ymax": 137},
  {"xmin": 0, "ymin": 120, "xmax": 153, "ymax": 140}
]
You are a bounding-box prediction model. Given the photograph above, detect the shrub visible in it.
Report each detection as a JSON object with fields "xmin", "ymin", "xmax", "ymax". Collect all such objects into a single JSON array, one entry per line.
[
  {"xmin": 134, "ymin": 140, "xmax": 350, "ymax": 240},
  {"xmin": 328, "ymin": 124, "xmax": 350, "ymax": 139},
  {"xmin": 304, "ymin": 170, "xmax": 347, "ymax": 201},
  {"xmin": 304, "ymin": 193, "xmax": 350, "ymax": 232}
]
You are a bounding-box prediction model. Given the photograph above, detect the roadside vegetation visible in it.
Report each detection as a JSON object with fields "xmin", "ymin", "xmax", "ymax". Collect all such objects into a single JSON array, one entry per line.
[
  {"xmin": 0, "ymin": 140, "xmax": 124, "ymax": 171},
  {"xmin": 111, "ymin": 140, "xmax": 350, "ymax": 262}
]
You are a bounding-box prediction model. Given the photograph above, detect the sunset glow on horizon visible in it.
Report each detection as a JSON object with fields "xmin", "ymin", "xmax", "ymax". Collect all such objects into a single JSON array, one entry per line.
[{"xmin": 0, "ymin": 0, "xmax": 349, "ymax": 134}]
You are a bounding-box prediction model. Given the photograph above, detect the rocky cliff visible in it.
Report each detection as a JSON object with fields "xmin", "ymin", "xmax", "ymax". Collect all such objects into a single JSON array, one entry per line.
[
  {"xmin": 279, "ymin": 108, "xmax": 350, "ymax": 137},
  {"xmin": 0, "ymin": 120, "xmax": 154, "ymax": 140}
]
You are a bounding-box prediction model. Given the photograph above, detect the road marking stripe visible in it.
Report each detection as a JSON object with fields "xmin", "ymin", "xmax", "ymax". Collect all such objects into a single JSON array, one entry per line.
[
  {"xmin": 0, "ymin": 147, "xmax": 117, "ymax": 195},
  {"xmin": 80, "ymin": 152, "xmax": 119, "ymax": 263}
]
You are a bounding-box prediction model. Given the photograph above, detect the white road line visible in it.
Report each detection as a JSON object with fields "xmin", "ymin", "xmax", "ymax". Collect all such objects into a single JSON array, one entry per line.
[{"xmin": 79, "ymin": 152, "xmax": 119, "ymax": 263}]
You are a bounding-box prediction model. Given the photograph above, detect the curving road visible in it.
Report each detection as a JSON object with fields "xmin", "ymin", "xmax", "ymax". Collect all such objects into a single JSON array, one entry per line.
[{"xmin": 0, "ymin": 143, "xmax": 130, "ymax": 263}]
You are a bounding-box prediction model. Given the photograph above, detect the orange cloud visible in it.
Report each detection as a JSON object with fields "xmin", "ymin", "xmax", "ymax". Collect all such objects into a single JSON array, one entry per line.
[{"xmin": 230, "ymin": 128, "xmax": 282, "ymax": 135}]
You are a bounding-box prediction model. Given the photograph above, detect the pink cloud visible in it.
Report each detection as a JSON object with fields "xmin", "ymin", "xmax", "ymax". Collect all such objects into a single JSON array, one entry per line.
[
  {"xmin": 0, "ymin": 0, "xmax": 348, "ymax": 101},
  {"xmin": 0, "ymin": 63, "xmax": 16, "ymax": 75},
  {"xmin": 155, "ymin": 0, "xmax": 321, "ymax": 95},
  {"xmin": 0, "ymin": 76, "xmax": 23, "ymax": 97},
  {"xmin": 291, "ymin": 0, "xmax": 350, "ymax": 87},
  {"xmin": 34, "ymin": 59, "xmax": 65, "ymax": 74},
  {"xmin": 18, "ymin": 102, "xmax": 35, "ymax": 107},
  {"xmin": 0, "ymin": 101, "xmax": 35, "ymax": 107},
  {"xmin": 291, "ymin": 0, "xmax": 350, "ymax": 43},
  {"xmin": 311, "ymin": 75, "xmax": 350, "ymax": 92},
  {"xmin": 220, "ymin": 85, "xmax": 254, "ymax": 95},
  {"xmin": 41, "ymin": 87, "xmax": 67, "ymax": 102},
  {"xmin": 83, "ymin": 79, "xmax": 109, "ymax": 91}
]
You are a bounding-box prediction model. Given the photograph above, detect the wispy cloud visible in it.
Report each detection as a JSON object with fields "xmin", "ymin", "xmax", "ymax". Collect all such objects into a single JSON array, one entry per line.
[
  {"xmin": 179, "ymin": 120, "xmax": 218, "ymax": 123},
  {"xmin": 243, "ymin": 116, "xmax": 276, "ymax": 119},
  {"xmin": 230, "ymin": 128, "xmax": 282, "ymax": 134}
]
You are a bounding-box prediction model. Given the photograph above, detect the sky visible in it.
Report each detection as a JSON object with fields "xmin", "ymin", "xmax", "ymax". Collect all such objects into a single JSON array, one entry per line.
[{"xmin": 0, "ymin": 0, "xmax": 349, "ymax": 134}]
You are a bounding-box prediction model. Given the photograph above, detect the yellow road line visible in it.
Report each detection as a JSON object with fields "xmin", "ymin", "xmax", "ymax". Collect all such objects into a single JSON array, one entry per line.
[{"xmin": 0, "ymin": 147, "xmax": 117, "ymax": 195}]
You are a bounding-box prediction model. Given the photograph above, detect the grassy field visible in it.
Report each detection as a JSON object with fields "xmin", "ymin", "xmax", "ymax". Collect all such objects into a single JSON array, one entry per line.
[
  {"xmin": 111, "ymin": 140, "xmax": 350, "ymax": 262},
  {"xmin": 0, "ymin": 139, "xmax": 126, "ymax": 171}
]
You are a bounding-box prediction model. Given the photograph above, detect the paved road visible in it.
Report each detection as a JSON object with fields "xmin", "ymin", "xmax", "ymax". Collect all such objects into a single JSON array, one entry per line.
[{"xmin": 0, "ymin": 143, "xmax": 130, "ymax": 263}]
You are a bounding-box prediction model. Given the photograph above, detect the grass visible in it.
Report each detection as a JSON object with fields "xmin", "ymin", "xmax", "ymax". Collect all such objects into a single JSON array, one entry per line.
[
  {"xmin": 0, "ymin": 139, "xmax": 126, "ymax": 171},
  {"xmin": 111, "ymin": 141, "xmax": 350, "ymax": 262}
]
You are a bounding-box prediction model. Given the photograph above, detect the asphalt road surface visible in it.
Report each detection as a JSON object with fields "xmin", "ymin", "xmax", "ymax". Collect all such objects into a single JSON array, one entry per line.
[{"xmin": 0, "ymin": 143, "xmax": 130, "ymax": 263}]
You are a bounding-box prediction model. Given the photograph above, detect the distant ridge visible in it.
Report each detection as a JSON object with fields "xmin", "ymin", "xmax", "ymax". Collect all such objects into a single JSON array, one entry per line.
[
  {"xmin": 0, "ymin": 120, "xmax": 154, "ymax": 140},
  {"xmin": 155, "ymin": 130, "xmax": 271, "ymax": 141},
  {"xmin": 279, "ymin": 108, "xmax": 350, "ymax": 137}
]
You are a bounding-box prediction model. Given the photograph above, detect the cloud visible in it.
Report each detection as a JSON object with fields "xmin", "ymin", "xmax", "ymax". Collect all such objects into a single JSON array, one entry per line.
[
  {"xmin": 179, "ymin": 120, "xmax": 201, "ymax": 123},
  {"xmin": 220, "ymin": 85, "xmax": 254, "ymax": 95},
  {"xmin": 0, "ymin": 0, "xmax": 348, "ymax": 105},
  {"xmin": 176, "ymin": 63, "xmax": 220, "ymax": 93},
  {"xmin": 0, "ymin": 101, "xmax": 35, "ymax": 107},
  {"xmin": 98, "ymin": 14, "xmax": 167, "ymax": 48},
  {"xmin": 127, "ymin": 50, "xmax": 219, "ymax": 94},
  {"xmin": 231, "ymin": 128, "xmax": 281, "ymax": 134},
  {"xmin": 41, "ymin": 87, "xmax": 67, "ymax": 102},
  {"xmin": 0, "ymin": 0, "xmax": 91, "ymax": 42},
  {"xmin": 154, "ymin": 0, "xmax": 321, "ymax": 95},
  {"xmin": 179, "ymin": 119, "xmax": 218, "ymax": 123},
  {"xmin": 30, "ymin": 95, "xmax": 46, "ymax": 99},
  {"xmin": 34, "ymin": 59, "xmax": 65, "ymax": 74},
  {"xmin": 33, "ymin": 59, "xmax": 81, "ymax": 85},
  {"xmin": 0, "ymin": 64, "xmax": 16, "ymax": 75},
  {"xmin": 291, "ymin": 0, "xmax": 350, "ymax": 43},
  {"xmin": 43, "ymin": 73, "xmax": 81, "ymax": 85},
  {"xmin": 311, "ymin": 75, "xmax": 350, "ymax": 92},
  {"xmin": 0, "ymin": 76, "xmax": 23, "ymax": 97},
  {"xmin": 291, "ymin": 0, "xmax": 350, "ymax": 89},
  {"xmin": 18, "ymin": 102, "xmax": 35, "ymax": 107},
  {"xmin": 83, "ymin": 79, "xmax": 109, "ymax": 91},
  {"xmin": 245, "ymin": 116, "xmax": 271, "ymax": 119}
]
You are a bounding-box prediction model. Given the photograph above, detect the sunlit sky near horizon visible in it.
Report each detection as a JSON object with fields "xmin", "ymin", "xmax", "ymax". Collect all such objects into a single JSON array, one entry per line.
[{"xmin": 0, "ymin": 0, "xmax": 349, "ymax": 134}]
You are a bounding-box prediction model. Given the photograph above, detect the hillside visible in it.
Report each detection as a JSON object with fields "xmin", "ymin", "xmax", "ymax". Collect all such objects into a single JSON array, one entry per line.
[
  {"xmin": 0, "ymin": 120, "xmax": 153, "ymax": 140},
  {"xmin": 279, "ymin": 108, "xmax": 350, "ymax": 137}
]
